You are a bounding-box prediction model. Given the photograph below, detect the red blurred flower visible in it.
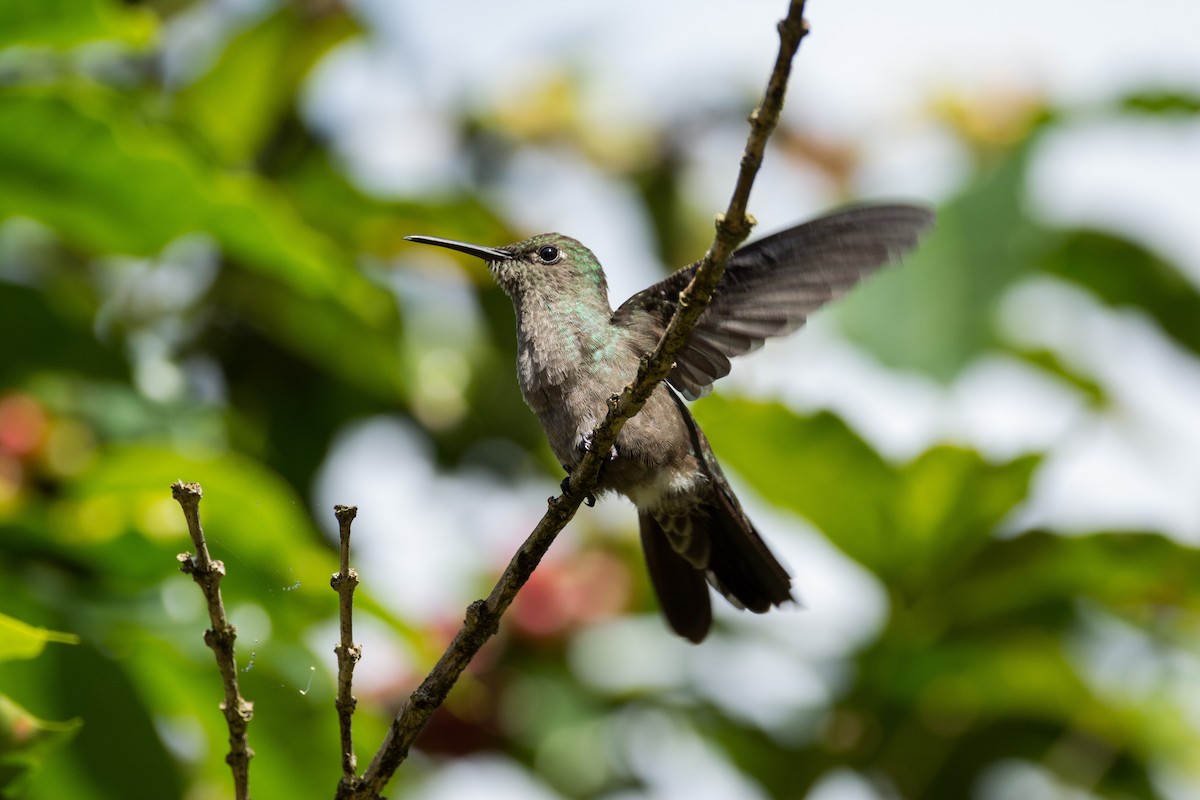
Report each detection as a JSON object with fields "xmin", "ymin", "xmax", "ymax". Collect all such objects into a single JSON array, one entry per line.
[
  {"xmin": 510, "ymin": 550, "xmax": 633, "ymax": 640},
  {"xmin": 0, "ymin": 394, "xmax": 47, "ymax": 457}
]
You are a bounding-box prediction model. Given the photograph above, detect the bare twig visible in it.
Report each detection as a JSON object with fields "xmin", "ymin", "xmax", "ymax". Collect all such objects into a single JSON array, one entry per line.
[
  {"xmin": 331, "ymin": 505, "xmax": 363, "ymax": 797},
  {"xmin": 172, "ymin": 481, "xmax": 254, "ymax": 800},
  {"xmin": 346, "ymin": 3, "xmax": 810, "ymax": 796}
]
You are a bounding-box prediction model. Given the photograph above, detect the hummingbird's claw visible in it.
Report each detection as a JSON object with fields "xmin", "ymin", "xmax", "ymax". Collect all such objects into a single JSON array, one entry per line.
[
  {"xmin": 577, "ymin": 432, "xmax": 619, "ymax": 463},
  {"xmin": 560, "ymin": 472, "xmax": 596, "ymax": 508},
  {"xmin": 563, "ymin": 434, "xmax": 616, "ymax": 508}
]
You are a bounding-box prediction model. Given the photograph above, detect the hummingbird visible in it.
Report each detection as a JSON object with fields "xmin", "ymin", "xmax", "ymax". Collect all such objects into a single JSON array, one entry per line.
[{"xmin": 406, "ymin": 204, "xmax": 934, "ymax": 642}]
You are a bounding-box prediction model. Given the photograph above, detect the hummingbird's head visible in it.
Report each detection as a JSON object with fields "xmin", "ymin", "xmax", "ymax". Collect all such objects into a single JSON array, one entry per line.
[{"xmin": 405, "ymin": 232, "xmax": 609, "ymax": 305}]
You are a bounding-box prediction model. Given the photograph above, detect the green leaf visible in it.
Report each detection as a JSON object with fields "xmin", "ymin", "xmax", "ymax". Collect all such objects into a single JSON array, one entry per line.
[
  {"xmin": 856, "ymin": 629, "xmax": 1193, "ymax": 776},
  {"xmin": 695, "ymin": 397, "xmax": 894, "ymax": 567},
  {"xmin": 61, "ymin": 444, "xmax": 426, "ymax": 648},
  {"xmin": 1040, "ymin": 229, "xmax": 1200, "ymax": 359},
  {"xmin": 0, "ymin": 86, "xmax": 333, "ymax": 287},
  {"xmin": 0, "ymin": 615, "xmax": 78, "ymax": 663},
  {"xmin": 173, "ymin": 9, "xmax": 358, "ymax": 164},
  {"xmin": 280, "ymin": 150, "xmax": 512, "ymax": 263},
  {"xmin": 14, "ymin": 641, "xmax": 182, "ymax": 800},
  {"xmin": 0, "ymin": 85, "xmax": 405, "ymax": 399},
  {"xmin": 217, "ymin": 270, "xmax": 407, "ymax": 401},
  {"xmin": 43, "ymin": 444, "xmax": 333, "ymax": 595},
  {"xmin": 1008, "ymin": 346, "xmax": 1106, "ymax": 406},
  {"xmin": 0, "ymin": 282, "xmax": 127, "ymax": 386},
  {"xmin": 891, "ymin": 446, "xmax": 1040, "ymax": 581},
  {"xmin": 0, "ymin": 694, "xmax": 81, "ymax": 797},
  {"xmin": 693, "ymin": 396, "xmax": 1038, "ymax": 584},
  {"xmin": 1118, "ymin": 90, "xmax": 1200, "ymax": 116},
  {"xmin": 864, "ymin": 632, "xmax": 1092, "ymax": 721},
  {"xmin": 838, "ymin": 143, "xmax": 1048, "ymax": 380},
  {"xmin": 0, "ymin": 0, "xmax": 156, "ymax": 51},
  {"xmin": 948, "ymin": 531, "xmax": 1200, "ymax": 629}
]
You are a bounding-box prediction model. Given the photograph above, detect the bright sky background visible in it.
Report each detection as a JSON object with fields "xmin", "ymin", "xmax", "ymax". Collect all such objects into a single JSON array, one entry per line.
[{"xmin": 291, "ymin": 2, "xmax": 1200, "ymax": 797}]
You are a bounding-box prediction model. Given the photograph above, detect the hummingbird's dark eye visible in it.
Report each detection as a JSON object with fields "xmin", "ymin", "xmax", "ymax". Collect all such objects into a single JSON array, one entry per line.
[{"xmin": 536, "ymin": 245, "xmax": 561, "ymax": 264}]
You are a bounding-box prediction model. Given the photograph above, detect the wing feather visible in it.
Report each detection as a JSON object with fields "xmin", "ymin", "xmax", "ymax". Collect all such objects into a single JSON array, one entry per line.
[{"xmin": 613, "ymin": 203, "xmax": 935, "ymax": 399}]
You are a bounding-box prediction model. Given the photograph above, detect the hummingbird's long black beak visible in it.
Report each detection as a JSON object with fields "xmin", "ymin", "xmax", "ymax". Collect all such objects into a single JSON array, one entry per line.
[{"xmin": 404, "ymin": 235, "xmax": 511, "ymax": 262}]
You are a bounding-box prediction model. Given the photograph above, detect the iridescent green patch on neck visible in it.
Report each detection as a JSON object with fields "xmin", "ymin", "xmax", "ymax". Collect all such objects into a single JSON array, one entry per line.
[{"xmin": 590, "ymin": 329, "xmax": 620, "ymax": 362}]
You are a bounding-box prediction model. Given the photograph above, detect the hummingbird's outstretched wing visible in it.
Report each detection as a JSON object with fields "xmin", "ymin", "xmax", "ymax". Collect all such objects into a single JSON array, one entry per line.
[{"xmin": 612, "ymin": 203, "xmax": 935, "ymax": 400}]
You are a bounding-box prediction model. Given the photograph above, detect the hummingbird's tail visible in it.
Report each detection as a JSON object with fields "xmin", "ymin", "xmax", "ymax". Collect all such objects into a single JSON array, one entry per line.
[
  {"xmin": 639, "ymin": 511, "xmax": 712, "ymax": 643},
  {"xmin": 639, "ymin": 486, "xmax": 793, "ymax": 643},
  {"xmin": 638, "ymin": 390, "xmax": 794, "ymax": 643}
]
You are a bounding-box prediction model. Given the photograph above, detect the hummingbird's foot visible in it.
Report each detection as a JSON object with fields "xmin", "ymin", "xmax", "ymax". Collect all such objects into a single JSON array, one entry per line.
[
  {"xmin": 560, "ymin": 471, "xmax": 596, "ymax": 508},
  {"xmin": 577, "ymin": 432, "xmax": 619, "ymax": 463},
  {"xmin": 561, "ymin": 434, "xmax": 617, "ymax": 508}
]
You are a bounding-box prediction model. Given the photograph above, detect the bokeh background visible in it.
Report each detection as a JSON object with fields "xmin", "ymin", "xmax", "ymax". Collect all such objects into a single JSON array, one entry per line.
[{"xmin": 2, "ymin": 1, "xmax": 1200, "ymax": 798}]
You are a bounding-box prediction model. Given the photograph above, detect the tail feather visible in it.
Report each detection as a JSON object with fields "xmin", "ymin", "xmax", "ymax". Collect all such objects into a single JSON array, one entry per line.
[
  {"xmin": 639, "ymin": 511, "xmax": 712, "ymax": 643},
  {"xmin": 642, "ymin": 493, "xmax": 793, "ymax": 642},
  {"xmin": 638, "ymin": 387, "xmax": 794, "ymax": 642},
  {"xmin": 704, "ymin": 483, "xmax": 794, "ymax": 613}
]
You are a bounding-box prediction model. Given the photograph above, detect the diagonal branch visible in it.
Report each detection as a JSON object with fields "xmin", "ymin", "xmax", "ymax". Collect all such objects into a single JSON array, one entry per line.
[{"xmin": 350, "ymin": 2, "xmax": 809, "ymax": 796}]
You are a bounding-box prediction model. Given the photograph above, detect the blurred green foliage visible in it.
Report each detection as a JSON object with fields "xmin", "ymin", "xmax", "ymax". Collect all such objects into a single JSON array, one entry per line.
[{"xmin": 2, "ymin": 2, "xmax": 1199, "ymax": 800}]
